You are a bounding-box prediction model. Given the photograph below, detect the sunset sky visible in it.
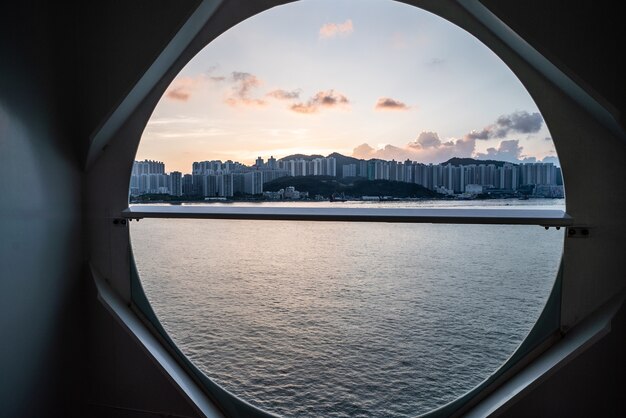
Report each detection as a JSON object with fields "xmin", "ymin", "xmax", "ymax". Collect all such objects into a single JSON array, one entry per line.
[{"xmin": 137, "ymin": 0, "xmax": 558, "ymax": 173}]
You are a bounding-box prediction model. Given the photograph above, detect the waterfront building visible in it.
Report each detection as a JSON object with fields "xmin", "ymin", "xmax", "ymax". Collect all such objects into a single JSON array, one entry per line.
[
  {"xmin": 342, "ymin": 164, "xmax": 357, "ymax": 178},
  {"xmin": 169, "ymin": 171, "xmax": 182, "ymax": 197},
  {"xmin": 132, "ymin": 157, "xmax": 562, "ymax": 198},
  {"xmin": 182, "ymin": 174, "xmax": 194, "ymax": 196},
  {"xmin": 358, "ymin": 160, "xmax": 368, "ymax": 178},
  {"xmin": 221, "ymin": 173, "xmax": 234, "ymax": 197},
  {"xmin": 261, "ymin": 169, "xmax": 290, "ymax": 184},
  {"xmin": 244, "ymin": 171, "xmax": 263, "ymax": 195},
  {"xmin": 267, "ymin": 156, "xmax": 277, "ymax": 170}
]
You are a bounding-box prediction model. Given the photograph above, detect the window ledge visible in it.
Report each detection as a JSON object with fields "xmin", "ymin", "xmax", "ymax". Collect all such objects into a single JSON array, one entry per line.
[
  {"xmin": 92, "ymin": 265, "xmax": 225, "ymax": 418},
  {"xmin": 463, "ymin": 291, "xmax": 625, "ymax": 417}
]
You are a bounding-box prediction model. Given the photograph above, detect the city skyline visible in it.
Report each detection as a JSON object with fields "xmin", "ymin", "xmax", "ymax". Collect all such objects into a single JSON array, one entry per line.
[
  {"xmin": 130, "ymin": 153, "xmax": 563, "ymax": 200},
  {"xmin": 137, "ymin": 0, "xmax": 559, "ymax": 173},
  {"xmin": 134, "ymin": 148, "xmax": 562, "ymax": 176}
]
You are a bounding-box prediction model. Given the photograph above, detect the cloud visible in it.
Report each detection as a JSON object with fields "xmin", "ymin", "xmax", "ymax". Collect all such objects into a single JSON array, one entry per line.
[
  {"xmin": 165, "ymin": 76, "xmax": 203, "ymax": 102},
  {"xmin": 475, "ymin": 139, "xmax": 524, "ymax": 162},
  {"xmin": 166, "ymin": 88, "xmax": 191, "ymax": 102},
  {"xmin": 352, "ymin": 134, "xmax": 476, "ymax": 163},
  {"xmin": 541, "ymin": 155, "xmax": 561, "ymax": 166},
  {"xmin": 164, "ymin": 67, "xmax": 225, "ymax": 102},
  {"xmin": 319, "ymin": 19, "xmax": 354, "ymax": 39},
  {"xmin": 466, "ymin": 111, "xmax": 543, "ymax": 140},
  {"xmin": 350, "ymin": 110, "xmax": 549, "ymax": 164},
  {"xmin": 290, "ymin": 90, "xmax": 350, "ymax": 114},
  {"xmin": 474, "ymin": 139, "xmax": 558, "ymax": 164},
  {"xmin": 266, "ymin": 89, "xmax": 301, "ymax": 100},
  {"xmin": 353, "ymin": 143, "xmax": 376, "ymax": 158},
  {"xmin": 409, "ymin": 131, "xmax": 441, "ymax": 148},
  {"xmin": 352, "ymin": 144, "xmax": 412, "ymax": 161},
  {"xmin": 290, "ymin": 103, "xmax": 318, "ymax": 114},
  {"xmin": 375, "ymin": 97, "xmax": 410, "ymax": 111},
  {"xmin": 352, "ymin": 136, "xmax": 548, "ymax": 165},
  {"xmin": 225, "ymin": 71, "xmax": 266, "ymax": 107}
]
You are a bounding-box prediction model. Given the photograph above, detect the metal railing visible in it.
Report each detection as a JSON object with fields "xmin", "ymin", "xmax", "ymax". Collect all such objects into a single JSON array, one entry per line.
[{"xmin": 122, "ymin": 205, "xmax": 573, "ymax": 227}]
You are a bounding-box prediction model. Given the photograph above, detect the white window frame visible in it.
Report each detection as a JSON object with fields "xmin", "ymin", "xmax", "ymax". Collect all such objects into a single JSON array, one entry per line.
[{"xmin": 82, "ymin": 1, "xmax": 626, "ymax": 417}]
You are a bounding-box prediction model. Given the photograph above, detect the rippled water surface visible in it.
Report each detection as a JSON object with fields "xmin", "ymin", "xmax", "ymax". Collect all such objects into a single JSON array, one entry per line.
[{"xmin": 131, "ymin": 199, "xmax": 564, "ymax": 417}]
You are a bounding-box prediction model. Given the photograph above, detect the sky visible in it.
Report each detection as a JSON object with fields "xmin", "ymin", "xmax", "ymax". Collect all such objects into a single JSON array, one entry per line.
[{"xmin": 137, "ymin": 0, "xmax": 559, "ymax": 173}]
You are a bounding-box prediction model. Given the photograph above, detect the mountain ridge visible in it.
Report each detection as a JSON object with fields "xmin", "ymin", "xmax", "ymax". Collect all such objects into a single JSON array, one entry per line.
[{"xmin": 278, "ymin": 152, "xmax": 517, "ymax": 168}]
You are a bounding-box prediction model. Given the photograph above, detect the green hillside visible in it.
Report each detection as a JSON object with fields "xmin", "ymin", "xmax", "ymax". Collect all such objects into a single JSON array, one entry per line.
[{"xmin": 264, "ymin": 176, "xmax": 437, "ymax": 198}]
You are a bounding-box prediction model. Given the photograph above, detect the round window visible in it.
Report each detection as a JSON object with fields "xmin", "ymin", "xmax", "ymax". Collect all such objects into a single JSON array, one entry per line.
[{"xmin": 130, "ymin": 1, "xmax": 565, "ymax": 416}]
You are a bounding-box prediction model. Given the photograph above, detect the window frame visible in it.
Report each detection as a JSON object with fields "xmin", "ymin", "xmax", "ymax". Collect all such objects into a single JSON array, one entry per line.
[{"xmin": 83, "ymin": 0, "xmax": 626, "ymax": 417}]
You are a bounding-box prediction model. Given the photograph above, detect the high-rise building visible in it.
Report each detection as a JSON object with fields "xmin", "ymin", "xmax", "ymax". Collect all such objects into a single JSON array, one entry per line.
[
  {"xmin": 358, "ymin": 160, "xmax": 368, "ymax": 178},
  {"xmin": 244, "ymin": 171, "xmax": 263, "ymax": 195},
  {"xmin": 182, "ymin": 174, "xmax": 194, "ymax": 196},
  {"xmin": 130, "ymin": 160, "xmax": 167, "ymax": 195},
  {"xmin": 131, "ymin": 157, "xmax": 562, "ymax": 198},
  {"xmin": 262, "ymin": 169, "xmax": 289, "ymax": 184},
  {"xmin": 169, "ymin": 171, "xmax": 182, "ymax": 196},
  {"xmin": 342, "ymin": 164, "xmax": 357, "ymax": 178},
  {"xmin": 132, "ymin": 159, "xmax": 165, "ymax": 175},
  {"xmin": 325, "ymin": 157, "xmax": 337, "ymax": 177},
  {"xmin": 192, "ymin": 174, "xmax": 204, "ymax": 196},
  {"xmin": 294, "ymin": 159, "xmax": 307, "ymax": 176},
  {"xmin": 193, "ymin": 160, "xmax": 221, "ymax": 175},
  {"xmin": 267, "ymin": 156, "xmax": 277, "ymax": 170},
  {"xmin": 222, "ymin": 173, "xmax": 234, "ymax": 197},
  {"xmin": 308, "ymin": 159, "xmax": 320, "ymax": 176},
  {"xmin": 233, "ymin": 173, "xmax": 245, "ymax": 195},
  {"xmin": 204, "ymin": 175, "xmax": 218, "ymax": 197}
]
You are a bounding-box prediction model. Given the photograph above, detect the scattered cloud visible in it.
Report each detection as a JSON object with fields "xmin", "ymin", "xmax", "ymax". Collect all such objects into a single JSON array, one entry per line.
[
  {"xmin": 375, "ymin": 97, "xmax": 410, "ymax": 111},
  {"xmin": 497, "ymin": 111, "xmax": 543, "ymax": 134},
  {"xmin": 319, "ymin": 19, "xmax": 354, "ymax": 39},
  {"xmin": 351, "ymin": 136, "xmax": 556, "ymax": 165},
  {"xmin": 541, "ymin": 155, "xmax": 561, "ymax": 166},
  {"xmin": 290, "ymin": 90, "xmax": 350, "ymax": 114},
  {"xmin": 466, "ymin": 111, "xmax": 543, "ymax": 140},
  {"xmin": 406, "ymin": 134, "xmax": 475, "ymax": 162},
  {"xmin": 475, "ymin": 139, "xmax": 525, "ymax": 162},
  {"xmin": 351, "ymin": 109, "xmax": 547, "ymax": 163},
  {"xmin": 352, "ymin": 134, "xmax": 475, "ymax": 163},
  {"xmin": 266, "ymin": 89, "xmax": 301, "ymax": 100},
  {"xmin": 409, "ymin": 131, "xmax": 441, "ymax": 148},
  {"xmin": 165, "ymin": 76, "xmax": 203, "ymax": 102},
  {"xmin": 225, "ymin": 71, "xmax": 266, "ymax": 107},
  {"xmin": 290, "ymin": 103, "xmax": 319, "ymax": 114},
  {"xmin": 475, "ymin": 141, "xmax": 559, "ymax": 165},
  {"xmin": 352, "ymin": 143, "xmax": 376, "ymax": 157},
  {"xmin": 352, "ymin": 143, "xmax": 416, "ymax": 161},
  {"xmin": 164, "ymin": 66, "xmax": 225, "ymax": 102},
  {"xmin": 166, "ymin": 88, "xmax": 191, "ymax": 102}
]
